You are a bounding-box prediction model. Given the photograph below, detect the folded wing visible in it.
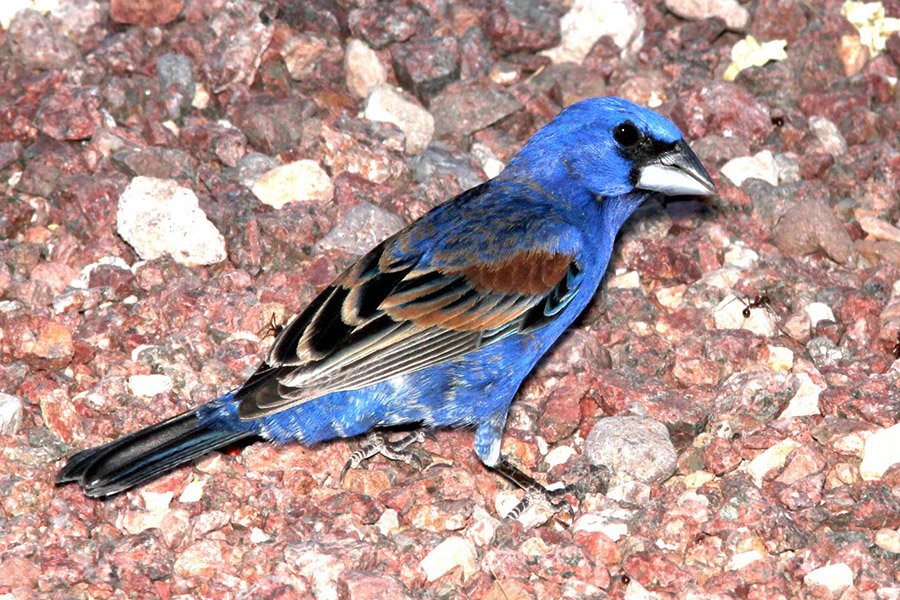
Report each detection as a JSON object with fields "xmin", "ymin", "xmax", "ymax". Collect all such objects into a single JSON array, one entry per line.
[{"xmin": 235, "ymin": 216, "xmax": 583, "ymax": 420}]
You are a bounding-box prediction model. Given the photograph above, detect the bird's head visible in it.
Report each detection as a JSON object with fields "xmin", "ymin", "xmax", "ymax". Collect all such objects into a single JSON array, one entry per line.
[{"xmin": 506, "ymin": 97, "xmax": 716, "ymax": 203}]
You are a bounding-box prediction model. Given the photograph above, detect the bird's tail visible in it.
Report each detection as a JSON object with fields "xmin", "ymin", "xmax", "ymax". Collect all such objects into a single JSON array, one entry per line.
[{"xmin": 56, "ymin": 405, "xmax": 254, "ymax": 498}]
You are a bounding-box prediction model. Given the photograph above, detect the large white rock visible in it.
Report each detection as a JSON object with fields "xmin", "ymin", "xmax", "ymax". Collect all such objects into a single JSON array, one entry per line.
[
  {"xmin": 364, "ymin": 84, "xmax": 434, "ymax": 155},
  {"xmin": 345, "ymin": 38, "xmax": 386, "ymax": 98},
  {"xmin": 420, "ymin": 536, "xmax": 477, "ymax": 582},
  {"xmin": 860, "ymin": 423, "xmax": 900, "ymax": 480},
  {"xmin": 542, "ymin": 0, "xmax": 645, "ymax": 63},
  {"xmin": 117, "ymin": 177, "xmax": 227, "ymax": 266},
  {"xmin": 251, "ymin": 160, "xmax": 334, "ymax": 209},
  {"xmin": 803, "ymin": 563, "xmax": 854, "ymax": 593}
]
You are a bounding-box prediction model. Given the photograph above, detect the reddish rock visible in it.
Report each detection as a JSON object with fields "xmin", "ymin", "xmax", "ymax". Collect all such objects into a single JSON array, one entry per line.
[
  {"xmin": 391, "ymin": 37, "xmax": 461, "ymax": 103},
  {"xmin": 348, "ymin": 2, "xmax": 432, "ymax": 49},
  {"xmin": 482, "ymin": 0, "xmax": 562, "ymax": 55},
  {"xmin": 671, "ymin": 83, "xmax": 772, "ymax": 145},
  {"xmin": 111, "ymin": 0, "xmax": 184, "ymax": 26},
  {"xmin": 35, "ymin": 85, "xmax": 102, "ymax": 141},
  {"xmin": 703, "ymin": 437, "xmax": 743, "ymax": 475}
]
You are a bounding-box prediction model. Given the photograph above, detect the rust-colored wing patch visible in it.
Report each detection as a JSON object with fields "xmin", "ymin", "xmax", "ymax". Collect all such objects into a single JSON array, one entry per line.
[{"xmin": 461, "ymin": 250, "xmax": 573, "ymax": 296}]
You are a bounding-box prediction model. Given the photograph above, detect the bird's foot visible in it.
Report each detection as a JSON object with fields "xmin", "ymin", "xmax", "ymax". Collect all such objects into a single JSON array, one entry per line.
[
  {"xmin": 492, "ymin": 458, "xmax": 576, "ymax": 523},
  {"xmin": 339, "ymin": 430, "xmax": 434, "ymax": 483}
]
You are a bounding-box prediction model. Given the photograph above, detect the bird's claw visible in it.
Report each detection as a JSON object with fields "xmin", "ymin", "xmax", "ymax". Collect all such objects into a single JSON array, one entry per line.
[
  {"xmin": 339, "ymin": 430, "xmax": 432, "ymax": 483},
  {"xmin": 506, "ymin": 482, "xmax": 574, "ymax": 522}
]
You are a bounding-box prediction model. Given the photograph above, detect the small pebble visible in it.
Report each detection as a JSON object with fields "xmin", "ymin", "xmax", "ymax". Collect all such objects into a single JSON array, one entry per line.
[
  {"xmin": 251, "ymin": 160, "xmax": 334, "ymax": 209},
  {"xmin": 127, "ymin": 374, "xmax": 174, "ymax": 397},
  {"xmin": 720, "ymin": 150, "xmax": 778, "ymax": 187},
  {"xmin": 543, "ymin": 0, "xmax": 644, "ymax": 63},
  {"xmin": 364, "ymin": 84, "xmax": 434, "ymax": 155},
  {"xmin": 344, "ymin": 39, "xmax": 387, "ymax": 98},
  {"xmin": 0, "ymin": 393, "xmax": 24, "ymax": 435}
]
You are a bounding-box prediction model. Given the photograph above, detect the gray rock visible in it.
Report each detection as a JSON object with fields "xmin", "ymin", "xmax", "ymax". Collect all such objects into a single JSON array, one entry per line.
[
  {"xmin": 157, "ymin": 54, "xmax": 196, "ymax": 117},
  {"xmin": 6, "ymin": 9, "xmax": 80, "ymax": 71},
  {"xmin": 585, "ymin": 416, "xmax": 677, "ymax": 484},
  {"xmin": 409, "ymin": 144, "xmax": 485, "ymax": 190},
  {"xmin": 234, "ymin": 152, "xmax": 280, "ymax": 188},
  {"xmin": 315, "ymin": 203, "xmax": 406, "ymax": 256},
  {"xmin": 431, "ymin": 81, "xmax": 521, "ymax": 138},
  {"xmin": 773, "ymin": 197, "xmax": 858, "ymax": 265}
]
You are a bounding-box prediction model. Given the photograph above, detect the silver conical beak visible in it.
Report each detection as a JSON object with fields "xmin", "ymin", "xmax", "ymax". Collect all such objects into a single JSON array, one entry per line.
[{"xmin": 636, "ymin": 140, "xmax": 716, "ymax": 197}]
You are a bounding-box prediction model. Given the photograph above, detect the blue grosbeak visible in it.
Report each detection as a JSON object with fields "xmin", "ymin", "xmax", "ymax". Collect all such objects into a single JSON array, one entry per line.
[{"xmin": 58, "ymin": 97, "xmax": 715, "ymax": 502}]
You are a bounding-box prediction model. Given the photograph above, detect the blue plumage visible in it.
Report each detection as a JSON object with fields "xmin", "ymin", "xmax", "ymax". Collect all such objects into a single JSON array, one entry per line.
[{"xmin": 58, "ymin": 97, "xmax": 715, "ymax": 498}]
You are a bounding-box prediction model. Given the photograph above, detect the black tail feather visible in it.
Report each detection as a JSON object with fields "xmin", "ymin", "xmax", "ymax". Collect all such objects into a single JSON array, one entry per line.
[{"xmin": 56, "ymin": 409, "xmax": 254, "ymax": 498}]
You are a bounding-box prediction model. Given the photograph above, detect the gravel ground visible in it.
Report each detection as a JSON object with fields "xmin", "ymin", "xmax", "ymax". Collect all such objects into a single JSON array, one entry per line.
[{"xmin": 0, "ymin": 0, "xmax": 898, "ymax": 598}]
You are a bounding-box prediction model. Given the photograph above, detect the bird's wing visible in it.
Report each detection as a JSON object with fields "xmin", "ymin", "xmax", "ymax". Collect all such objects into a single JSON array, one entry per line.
[{"xmin": 235, "ymin": 194, "xmax": 584, "ymax": 420}]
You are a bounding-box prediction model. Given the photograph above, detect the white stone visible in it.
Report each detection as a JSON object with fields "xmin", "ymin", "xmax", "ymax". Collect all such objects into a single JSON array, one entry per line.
[
  {"xmin": 364, "ymin": 84, "xmax": 434, "ymax": 155},
  {"xmin": 665, "ymin": 0, "xmax": 749, "ymax": 30},
  {"xmin": 127, "ymin": 374, "xmax": 173, "ymax": 397},
  {"xmin": 804, "ymin": 563, "xmax": 854, "ymax": 593},
  {"xmin": 470, "ymin": 143, "xmax": 505, "ymax": 179},
  {"xmin": 250, "ymin": 527, "xmax": 271, "ymax": 543},
  {"xmin": 746, "ymin": 439, "xmax": 800, "ymax": 486},
  {"xmin": 713, "ymin": 294, "xmax": 780, "ymax": 337},
  {"xmin": 0, "ymin": 393, "xmax": 24, "ymax": 435},
  {"xmin": 779, "ymin": 372, "xmax": 823, "ymax": 418},
  {"xmin": 804, "ymin": 302, "xmax": 836, "ymax": 327},
  {"xmin": 420, "ymin": 536, "xmax": 477, "ymax": 582},
  {"xmin": 723, "ymin": 244, "xmax": 759, "ymax": 268},
  {"xmin": 344, "ymin": 39, "xmax": 386, "ymax": 98},
  {"xmin": 572, "ymin": 509, "xmax": 633, "ymax": 541},
  {"xmin": 542, "ymin": 0, "xmax": 645, "ymax": 64},
  {"xmin": 809, "ymin": 116, "xmax": 848, "ymax": 157},
  {"xmin": 720, "ymin": 150, "xmax": 778, "ymax": 187},
  {"xmin": 544, "ymin": 445, "xmax": 577, "ymax": 468},
  {"xmin": 766, "ymin": 345, "xmax": 794, "ymax": 371},
  {"xmin": 117, "ymin": 177, "xmax": 227, "ymax": 266},
  {"xmin": 728, "ymin": 549, "xmax": 765, "ymax": 570},
  {"xmin": 178, "ymin": 478, "xmax": 205, "ymax": 503},
  {"xmin": 655, "ymin": 284, "xmax": 686, "ymax": 309},
  {"xmin": 860, "ymin": 423, "xmax": 900, "ymax": 480},
  {"xmin": 874, "ymin": 528, "xmax": 900, "ymax": 554},
  {"xmin": 858, "ymin": 216, "xmax": 900, "ymax": 243},
  {"xmin": 376, "ymin": 509, "xmax": 400, "ymax": 536},
  {"xmin": 251, "ymin": 160, "xmax": 334, "ymax": 209},
  {"xmin": 0, "ymin": 0, "xmax": 59, "ymax": 30},
  {"xmin": 609, "ymin": 270, "xmax": 641, "ymax": 289}
]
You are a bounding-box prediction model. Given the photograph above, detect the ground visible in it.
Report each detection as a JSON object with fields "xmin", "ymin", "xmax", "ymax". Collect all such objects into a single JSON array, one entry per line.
[{"xmin": 0, "ymin": 0, "xmax": 898, "ymax": 598}]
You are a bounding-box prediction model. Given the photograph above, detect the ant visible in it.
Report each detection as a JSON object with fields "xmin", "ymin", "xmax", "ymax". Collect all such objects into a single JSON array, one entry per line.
[
  {"xmin": 892, "ymin": 331, "xmax": 899, "ymax": 359},
  {"xmin": 740, "ymin": 294, "xmax": 772, "ymax": 319},
  {"xmin": 258, "ymin": 312, "xmax": 284, "ymax": 340}
]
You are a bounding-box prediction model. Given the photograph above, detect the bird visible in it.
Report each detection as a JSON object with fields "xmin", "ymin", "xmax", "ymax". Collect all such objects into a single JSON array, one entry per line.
[{"xmin": 57, "ymin": 97, "xmax": 716, "ymax": 508}]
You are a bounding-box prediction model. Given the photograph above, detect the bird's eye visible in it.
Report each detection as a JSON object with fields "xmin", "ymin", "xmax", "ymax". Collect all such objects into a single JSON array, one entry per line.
[{"xmin": 613, "ymin": 122, "xmax": 641, "ymax": 147}]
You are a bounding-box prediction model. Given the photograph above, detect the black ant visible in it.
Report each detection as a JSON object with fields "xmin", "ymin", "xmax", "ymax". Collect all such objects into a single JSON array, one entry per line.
[
  {"xmin": 740, "ymin": 294, "xmax": 772, "ymax": 319},
  {"xmin": 259, "ymin": 312, "xmax": 284, "ymax": 340}
]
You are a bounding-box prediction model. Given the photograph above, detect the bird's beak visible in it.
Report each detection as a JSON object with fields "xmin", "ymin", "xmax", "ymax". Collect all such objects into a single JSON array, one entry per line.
[{"xmin": 636, "ymin": 140, "xmax": 716, "ymax": 198}]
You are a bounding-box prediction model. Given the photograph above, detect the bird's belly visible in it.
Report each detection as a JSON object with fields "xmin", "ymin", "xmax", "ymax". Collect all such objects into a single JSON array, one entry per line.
[{"xmin": 249, "ymin": 332, "xmax": 549, "ymax": 445}]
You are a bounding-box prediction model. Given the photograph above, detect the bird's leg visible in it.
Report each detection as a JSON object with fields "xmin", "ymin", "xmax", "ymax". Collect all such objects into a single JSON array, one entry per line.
[
  {"xmin": 339, "ymin": 430, "xmax": 434, "ymax": 483},
  {"xmin": 491, "ymin": 457, "xmax": 571, "ymax": 520}
]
